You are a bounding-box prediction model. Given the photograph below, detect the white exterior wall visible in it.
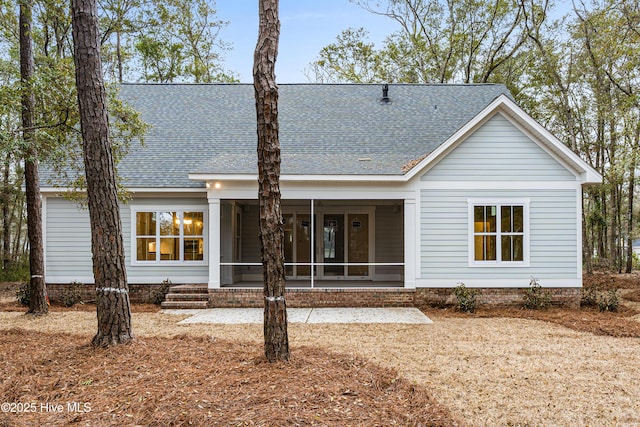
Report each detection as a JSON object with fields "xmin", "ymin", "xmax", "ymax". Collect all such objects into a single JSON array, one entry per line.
[
  {"xmin": 417, "ymin": 113, "xmax": 582, "ymax": 288},
  {"xmin": 44, "ymin": 196, "xmax": 209, "ymax": 284}
]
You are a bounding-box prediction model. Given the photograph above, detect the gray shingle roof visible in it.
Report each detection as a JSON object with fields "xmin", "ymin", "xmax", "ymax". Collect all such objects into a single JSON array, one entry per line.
[{"xmin": 63, "ymin": 83, "xmax": 513, "ymax": 189}]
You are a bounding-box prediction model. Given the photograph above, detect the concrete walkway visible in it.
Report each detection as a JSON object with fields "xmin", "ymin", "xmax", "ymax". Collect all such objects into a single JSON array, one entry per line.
[{"xmin": 165, "ymin": 307, "xmax": 432, "ymax": 325}]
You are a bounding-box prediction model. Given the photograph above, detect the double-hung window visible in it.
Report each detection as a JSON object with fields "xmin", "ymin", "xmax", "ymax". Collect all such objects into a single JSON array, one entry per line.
[
  {"xmin": 133, "ymin": 208, "xmax": 206, "ymax": 264},
  {"xmin": 468, "ymin": 199, "xmax": 529, "ymax": 266}
]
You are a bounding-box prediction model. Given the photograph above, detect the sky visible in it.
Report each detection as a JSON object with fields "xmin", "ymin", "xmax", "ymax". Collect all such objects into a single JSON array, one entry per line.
[{"xmin": 215, "ymin": 0, "xmax": 397, "ymax": 83}]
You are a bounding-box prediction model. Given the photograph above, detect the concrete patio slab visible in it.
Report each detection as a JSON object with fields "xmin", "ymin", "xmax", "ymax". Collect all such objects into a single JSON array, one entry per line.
[{"xmin": 172, "ymin": 307, "xmax": 432, "ymax": 325}]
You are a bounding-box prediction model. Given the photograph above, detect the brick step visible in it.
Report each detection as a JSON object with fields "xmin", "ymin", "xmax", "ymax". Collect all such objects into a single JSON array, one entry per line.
[
  {"xmin": 164, "ymin": 292, "xmax": 209, "ymax": 301},
  {"xmin": 167, "ymin": 285, "xmax": 208, "ymax": 294},
  {"xmin": 160, "ymin": 300, "xmax": 208, "ymax": 309}
]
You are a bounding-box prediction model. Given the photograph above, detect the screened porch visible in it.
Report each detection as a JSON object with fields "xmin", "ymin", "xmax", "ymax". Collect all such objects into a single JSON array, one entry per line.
[{"xmin": 218, "ymin": 199, "xmax": 405, "ymax": 288}]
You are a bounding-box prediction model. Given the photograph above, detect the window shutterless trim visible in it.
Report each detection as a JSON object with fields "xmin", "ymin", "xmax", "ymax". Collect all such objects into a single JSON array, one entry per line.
[{"xmin": 467, "ymin": 198, "xmax": 530, "ymax": 267}]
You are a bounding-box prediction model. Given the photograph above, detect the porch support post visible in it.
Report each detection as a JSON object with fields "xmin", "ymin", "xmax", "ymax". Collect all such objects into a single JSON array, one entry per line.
[
  {"xmin": 404, "ymin": 198, "xmax": 416, "ymax": 289},
  {"xmin": 208, "ymin": 196, "xmax": 221, "ymax": 289}
]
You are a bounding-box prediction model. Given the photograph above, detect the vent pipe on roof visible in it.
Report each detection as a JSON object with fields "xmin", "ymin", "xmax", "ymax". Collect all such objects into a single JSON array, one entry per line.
[{"xmin": 381, "ymin": 83, "xmax": 391, "ymax": 103}]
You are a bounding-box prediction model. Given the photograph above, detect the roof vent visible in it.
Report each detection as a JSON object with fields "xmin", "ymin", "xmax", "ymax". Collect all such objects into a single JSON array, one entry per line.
[{"xmin": 381, "ymin": 84, "xmax": 391, "ymax": 103}]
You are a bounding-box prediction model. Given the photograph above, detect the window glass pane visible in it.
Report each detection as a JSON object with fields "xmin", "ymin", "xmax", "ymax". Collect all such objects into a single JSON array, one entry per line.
[
  {"xmin": 474, "ymin": 236, "xmax": 484, "ymax": 261},
  {"xmin": 513, "ymin": 235, "xmax": 523, "ymax": 261},
  {"xmin": 137, "ymin": 238, "xmax": 156, "ymax": 261},
  {"xmin": 159, "ymin": 212, "xmax": 179, "ymax": 236},
  {"xmin": 486, "ymin": 235, "xmax": 496, "ymax": 260},
  {"xmin": 475, "ymin": 236, "xmax": 496, "ymax": 261},
  {"xmin": 501, "ymin": 206, "xmax": 512, "ymax": 232},
  {"xmin": 501, "ymin": 236, "xmax": 513, "ymax": 261},
  {"xmin": 513, "ymin": 206, "xmax": 524, "ymax": 232},
  {"xmin": 474, "ymin": 206, "xmax": 485, "ymax": 232},
  {"xmin": 159, "ymin": 237, "xmax": 179, "ymax": 260},
  {"xmin": 136, "ymin": 212, "xmax": 156, "ymax": 236},
  {"xmin": 184, "ymin": 212, "xmax": 203, "ymax": 236},
  {"xmin": 486, "ymin": 206, "xmax": 497, "ymax": 233},
  {"xmin": 184, "ymin": 238, "xmax": 204, "ymax": 261}
]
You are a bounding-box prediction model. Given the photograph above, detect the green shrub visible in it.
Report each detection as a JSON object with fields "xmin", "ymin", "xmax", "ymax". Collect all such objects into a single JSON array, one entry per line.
[
  {"xmin": 151, "ymin": 278, "xmax": 172, "ymax": 305},
  {"xmin": 523, "ymin": 277, "xmax": 551, "ymax": 310},
  {"xmin": 453, "ymin": 282, "xmax": 478, "ymax": 313},
  {"xmin": 580, "ymin": 284, "xmax": 599, "ymax": 308},
  {"xmin": 61, "ymin": 281, "xmax": 83, "ymax": 307},
  {"xmin": 598, "ymin": 289, "xmax": 619, "ymax": 312},
  {"xmin": 16, "ymin": 283, "xmax": 30, "ymax": 306}
]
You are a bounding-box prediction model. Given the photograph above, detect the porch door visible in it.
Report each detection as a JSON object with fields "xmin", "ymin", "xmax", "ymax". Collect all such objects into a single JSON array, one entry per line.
[{"xmin": 321, "ymin": 213, "xmax": 370, "ymax": 279}]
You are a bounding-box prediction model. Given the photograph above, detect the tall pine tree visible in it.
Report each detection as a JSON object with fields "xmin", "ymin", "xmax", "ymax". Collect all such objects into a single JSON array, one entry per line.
[
  {"xmin": 254, "ymin": 0, "xmax": 289, "ymax": 362},
  {"xmin": 71, "ymin": 0, "xmax": 133, "ymax": 346}
]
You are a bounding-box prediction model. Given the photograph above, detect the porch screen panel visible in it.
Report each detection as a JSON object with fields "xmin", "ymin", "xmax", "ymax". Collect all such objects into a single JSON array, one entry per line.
[
  {"xmin": 296, "ymin": 214, "xmax": 311, "ymax": 275},
  {"xmin": 284, "ymin": 214, "xmax": 294, "ymax": 276},
  {"xmin": 323, "ymin": 214, "xmax": 344, "ymax": 276},
  {"xmin": 348, "ymin": 214, "xmax": 369, "ymax": 276}
]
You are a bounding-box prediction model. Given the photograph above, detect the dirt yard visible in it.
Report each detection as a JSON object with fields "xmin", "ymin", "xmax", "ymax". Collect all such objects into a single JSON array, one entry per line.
[{"xmin": 1, "ymin": 274, "xmax": 640, "ymax": 426}]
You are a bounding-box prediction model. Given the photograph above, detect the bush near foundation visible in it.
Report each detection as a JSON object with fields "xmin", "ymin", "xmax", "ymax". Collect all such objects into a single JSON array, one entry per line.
[
  {"xmin": 598, "ymin": 289, "xmax": 619, "ymax": 312},
  {"xmin": 61, "ymin": 281, "xmax": 83, "ymax": 307},
  {"xmin": 453, "ymin": 283, "xmax": 478, "ymax": 313},
  {"xmin": 523, "ymin": 277, "xmax": 551, "ymax": 309},
  {"xmin": 151, "ymin": 278, "xmax": 172, "ymax": 305}
]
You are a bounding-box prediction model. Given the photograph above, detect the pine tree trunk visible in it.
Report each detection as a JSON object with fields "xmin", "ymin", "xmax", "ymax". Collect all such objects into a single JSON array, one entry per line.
[
  {"xmin": 582, "ymin": 192, "xmax": 593, "ymax": 275},
  {"xmin": 71, "ymin": 0, "xmax": 133, "ymax": 346},
  {"xmin": 20, "ymin": 0, "xmax": 48, "ymax": 315},
  {"xmin": 254, "ymin": 0, "xmax": 289, "ymax": 362},
  {"xmin": 2, "ymin": 154, "xmax": 10, "ymax": 269}
]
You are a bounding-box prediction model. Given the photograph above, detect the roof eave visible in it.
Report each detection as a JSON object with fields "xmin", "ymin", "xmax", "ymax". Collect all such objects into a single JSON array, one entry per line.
[{"xmin": 188, "ymin": 173, "xmax": 408, "ymax": 183}]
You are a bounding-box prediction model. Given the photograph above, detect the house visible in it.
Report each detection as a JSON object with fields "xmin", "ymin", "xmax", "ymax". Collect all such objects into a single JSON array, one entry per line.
[{"xmin": 40, "ymin": 83, "xmax": 601, "ymax": 308}]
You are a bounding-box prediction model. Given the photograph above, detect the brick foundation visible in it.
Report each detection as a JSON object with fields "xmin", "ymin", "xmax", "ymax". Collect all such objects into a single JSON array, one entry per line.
[
  {"xmin": 46, "ymin": 283, "xmax": 581, "ymax": 309},
  {"xmin": 208, "ymin": 288, "xmax": 416, "ymax": 308},
  {"xmin": 46, "ymin": 283, "xmax": 168, "ymax": 304},
  {"xmin": 413, "ymin": 287, "xmax": 581, "ymax": 309}
]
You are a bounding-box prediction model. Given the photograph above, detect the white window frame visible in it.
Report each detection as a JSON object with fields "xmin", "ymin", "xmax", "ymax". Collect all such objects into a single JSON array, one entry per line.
[
  {"xmin": 467, "ymin": 198, "xmax": 530, "ymax": 267},
  {"xmin": 130, "ymin": 206, "xmax": 208, "ymax": 266}
]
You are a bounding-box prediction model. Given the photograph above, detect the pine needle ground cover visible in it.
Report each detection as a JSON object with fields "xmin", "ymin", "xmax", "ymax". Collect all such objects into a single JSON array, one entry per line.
[
  {"xmin": 0, "ymin": 329, "xmax": 458, "ymax": 427},
  {"xmin": 1, "ymin": 272, "xmax": 640, "ymax": 425}
]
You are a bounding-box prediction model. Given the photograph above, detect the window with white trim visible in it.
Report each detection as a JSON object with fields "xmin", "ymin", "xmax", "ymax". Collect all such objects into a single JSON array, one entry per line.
[
  {"xmin": 133, "ymin": 209, "xmax": 206, "ymax": 263},
  {"xmin": 469, "ymin": 200, "xmax": 529, "ymax": 266}
]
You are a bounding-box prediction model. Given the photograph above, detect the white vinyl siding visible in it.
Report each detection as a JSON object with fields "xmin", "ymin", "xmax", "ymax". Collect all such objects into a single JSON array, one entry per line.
[
  {"xmin": 45, "ymin": 197, "xmax": 93, "ymax": 283},
  {"xmin": 422, "ymin": 113, "xmax": 577, "ymax": 182},
  {"xmin": 420, "ymin": 189, "xmax": 577, "ymax": 282}
]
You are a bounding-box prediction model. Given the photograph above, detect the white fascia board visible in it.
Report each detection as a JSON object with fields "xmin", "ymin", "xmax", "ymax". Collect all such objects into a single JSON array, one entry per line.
[
  {"xmin": 40, "ymin": 187, "xmax": 207, "ymax": 195},
  {"xmin": 189, "ymin": 173, "xmax": 407, "ymax": 183},
  {"xmin": 403, "ymin": 94, "xmax": 603, "ymax": 185},
  {"xmin": 126, "ymin": 187, "xmax": 206, "ymax": 194}
]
